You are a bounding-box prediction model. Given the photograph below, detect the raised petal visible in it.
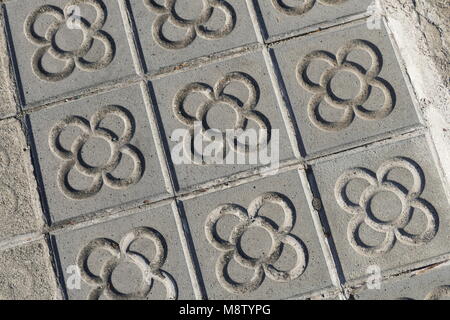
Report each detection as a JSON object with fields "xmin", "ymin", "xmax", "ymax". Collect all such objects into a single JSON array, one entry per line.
[
  {"xmin": 31, "ymin": 46, "xmax": 75, "ymax": 82},
  {"xmin": 205, "ymin": 204, "xmax": 248, "ymax": 251},
  {"xmin": 376, "ymin": 157, "xmax": 425, "ymax": 197},
  {"xmin": 395, "ymin": 198, "xmax": 438, "ymax": 246},
  {"xmin": 49, "ymin": 116, "xmax": 91, "ymax": 161},
  {"xmin": 173, "ymin": 82, "xmax": 214, "ymax": 127},
  {"xmin": 271, "ymin": 0, "xmax": 316, "ymax": 16},
  {"xmin": 214, "ymin": 72, "xmax": 259, "ymax": 111},
  {"xmin": 264, "ymin": 234, "xmax": 307, "ymax": 282},
  {"xmin": 152, "ymin": 13, "xmax": 196, "ymax": 49},
  {"xmin": 58, "ymin": 160, "xmax": 103, "ymax": 199},
  {"xmin": 216, "ymin": 252, "xmax": 265, "ymax": 294},
  {"xmin": 307, "ymin": 92, "xmax": 355, "ymax": 131},
  {"xmin": 103, "ymin": 144, "xmax": 144, "ymax": 189},
  {"xmin": 347, "ymin": 214, "xmax": 396, "ymax": 256},
  {"xmin": 335, "ymin": 168, "xmax": 377, "ymax": 215},
  {"xmin": 336, "ymin": 39, "xmax": 382, "ymax": 78},
  {"xmin": 354, "ymin": 77, "xmax": 395, "ymax": 121},
  {"xmin": 196, "ymin": 0, "xmax": 236, "ymax": 40},
  {"xmin": 76, "ymin": 238, "xmax": 120, "ymax": 287},
  {"xmin": 76, "ymin": 29, "xmax": 115, "ymax": 72},
  {"xmin": 296, "ymin": 50, "xmax": 336, "ymax": 94},
  {"xmin": 24, "ymin": 5, "xmax": 64, "ymax": 45}
]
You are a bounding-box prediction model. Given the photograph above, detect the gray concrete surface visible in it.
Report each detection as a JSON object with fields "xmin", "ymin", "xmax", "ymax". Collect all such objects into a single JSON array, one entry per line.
[
  {"xmin": 351, "ymin": 263, "xmax": 450, "ymax": 300},
  {"xmin": 53, "ymin": 202, "xmax": 195, "ymax": 300},
  {"xmin": 312, "ymin": 134, "xmax": 450, "ymax": 282},
  {"xmin": 28, "ymin": 84, "xmax": 170, "ymax": 222},
  {"xmin": 151, "ymin": 51, "xmax": 296, "ymax": 192},
  {"xmin": 272, "ymin": 21, "xmax": 422, "ymax": 156},
  {"xmin": 180, "ymin": 170, "xmax": 333, "ymax": 299},
  {"xmin": 0, "ymin": 0, "xmax": 448, "ymax": 300}
]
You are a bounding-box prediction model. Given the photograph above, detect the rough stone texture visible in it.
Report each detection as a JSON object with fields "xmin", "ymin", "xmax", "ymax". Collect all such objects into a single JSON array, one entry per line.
[
  {"xmin": 4, "ymin": 0, "xmax": 136, "ymax": 106},
  {"xmin": 311, "ymin": 134, "xmax": 450, "ymax": 282},
  {"xmin": 381, "ymin": 0, "xmax": 450, "ymax": 193},
  {"xmin": 180, "ymin": 170, "xmax": 333, "ymax": 299},
  {"xmin": 151, "ymin": 51, "xmax": 296, "ymax": 192},
  {"xmin": 0, "ymin": 240, "xmax": 58, "ymax": 300},
  {"xmin": 0, "ymin": 119, "xmax": 44, "ymax": 240},
  {"xmin": 128, "ymin": 0, "xmax": 257, "ymax": 72},
  {"xmin": 53, "ymin": 203, "xmax": 196, "ymax": 300},
  {"xmin": 28, "ymin": 85, "xmax": 170, "ymax": 223},
  {"xmin": 351, "ymin": 263, "xmax": 450, "ymax": 300},
  {"xmin": 254, "ymin": 0, "xmax": 373, "ymax": 41},
  {"xmin": 272, "ymin": 21, "xmax": 421, "ymax": 157},
  {"xmin": 0, "ymin": 12, "xmax": 16, "ymax": 118}
]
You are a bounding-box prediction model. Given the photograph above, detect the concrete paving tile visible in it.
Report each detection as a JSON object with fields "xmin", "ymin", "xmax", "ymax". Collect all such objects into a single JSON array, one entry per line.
[
  {"xmin": 352, "ymin": 264, "xmax": 450, "ymax": 300},
  {"xmin": 128, "ymin": 0, "xmax": 257, "ymax": 72},
  {"xmin": 0, "ymin": 240, "xmax": 58, "ymax": 300},
  {"xmin": 311, "ymin": 135, "xmax": 450, "ymax": 282},
  {"xmin": 253, "ymin": 0, "xmax": 373, "ymax": 41},
  {"xmin": 28, "ymin": 84, "xmax": 170, "ymax": 223},
  {"xmin": 4, "ymin": 0, "xmax": 136, "ymax": 106},
  {"xmin": 0, "ymin": 0, "xmax": 447, "ymax": 301},
  {"xmin": 0, "ymin": 120, "xmax": 44, "ymax": 240},
  {"xmin": 53, "ymin": 203, "xmax": 196, "ymax": 300},
  {"xmin": 272, "ymin": 21, "xmax": 422, "ymax": 156},
  {"xmin": 151, "ymin": 51, "xmax": 296, "ymax": 192},
  {"xmin": 180, "ymin": 169, "xmax": 333, "ymax": 299}
]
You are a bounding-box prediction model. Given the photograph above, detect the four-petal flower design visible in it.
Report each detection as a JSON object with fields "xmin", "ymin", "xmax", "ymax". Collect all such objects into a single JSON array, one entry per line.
[
  {"xmin": 205, "ymin": 192, "xmax": 308, "ymax": 294},
  {"xmin": 24, "ymin": 0, "xmax": 115, "ymax": 81},
  {"xmin": 335, "ymin": 157, "xmax": 438, "ymax": 256},
  {"xmin": 49, "ymin": 105, "xmax": 144, "ymax": 200}
]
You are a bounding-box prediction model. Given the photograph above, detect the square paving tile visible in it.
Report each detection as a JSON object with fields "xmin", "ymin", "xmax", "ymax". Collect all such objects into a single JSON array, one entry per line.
[
  {"xmin": 53, "ymin": 203, "xmax": 196, "ymax": 300},
  {"xmin": 28, "ymin": 84, "xmax": 170, "ymax": 223},
  {"xmin": 180, "ymin": 169, "xmax": 333, "ymax": 299},
  {"xmin": 352, "ymin": 264, "xmax": 450, "ymax": 300},
  {"xmin": 253, "ymin": 0, "xmax": 373, "ymax": 41},
  {"xmin": 311, "ymin": 134, "xmax": 450, "ymax": 282},
  {"xmin": 151, "ymin": 51, "xmax": 296, "ymax": 192},
  {"xmin": 127, "ymin": 0, "xmax": 257, "ymax": 72},
  {"xmin": 4, "ymin": 0, "xmax": 136, "ymax": 106},
  {"xmin": 0, "ymin": 120, "xmax": 44, "ymax": 241},
  {"xmin": 0, "ymin": 241, "xmax": 57, "ymax": 300},
  {"xmin": 272, "ymin": 21, "xmax": 422, "ymax": 157}
]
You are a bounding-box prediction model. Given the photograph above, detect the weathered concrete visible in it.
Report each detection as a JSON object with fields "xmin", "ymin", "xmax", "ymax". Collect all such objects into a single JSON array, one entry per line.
[
  {"xmin": 0, "ymin": 119, "xmax": 44, "ymax": 241},
  {"xmin": 0, "ymin": 240, "xmax": 58, "ymax": 299},
  {"xmin": 53, "ymin": 203, "xmax": 196, "ymax": 300},
  {"xmin": 0, "ymin": 0, "xmax": 447, "ymax": 300}
]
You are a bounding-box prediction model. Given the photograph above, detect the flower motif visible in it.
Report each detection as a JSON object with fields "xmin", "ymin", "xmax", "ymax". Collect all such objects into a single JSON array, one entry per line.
[
  {"xmin": 24, "ymin": 0, "xmax": 115, "ymax": 81},
  {"xmin": 144, "ymin": 0, "xmax": 236, "ymax": 49},
  {"xmin": 297, "ymin": 39, "xmax": 395, "ymax": 131},
  {"xmin": 335, "ymin": 157, "xmax": 438, "ymax": 257},
  {"xmin": 173, "ymin": 72, "xmax": 270, "ymax": 164},
  {"xmin": 272, "ymin": 0, "xmax": 349, "ymax": 16},
  {"xmin": 205, "ymin": 192, "xmax": 308, "ymax": 294},
  {"xmin": 49, "ymin": 105, "xmax": 144, "ymax": 200},
  {"xmin": 77, "ymin": 227, "xmax": 177, "ymax": 300}
]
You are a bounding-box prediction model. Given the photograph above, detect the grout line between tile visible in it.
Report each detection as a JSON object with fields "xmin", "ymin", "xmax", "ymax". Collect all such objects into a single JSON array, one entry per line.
[{"xmin": 298, "ymin": 169, "xmax": 346, "ymax": 294}]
